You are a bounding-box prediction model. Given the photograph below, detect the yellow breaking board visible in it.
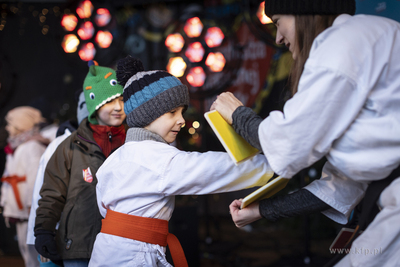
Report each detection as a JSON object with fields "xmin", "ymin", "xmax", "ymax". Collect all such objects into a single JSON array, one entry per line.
[
  {"xmin": 204, "ymin": 110, "xmax": 260, "ymax": 165},
  {"xmin": 240, "ymin": 176, "xmax": 289, "ymax": 209}
]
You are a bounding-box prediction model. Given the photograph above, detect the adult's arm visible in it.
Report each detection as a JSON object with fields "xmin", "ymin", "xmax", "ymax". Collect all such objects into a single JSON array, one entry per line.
[
  {"xmin": 230, "ymin": 189, "xmax": 330, "ymax": 227},
  {"xmin": 210, "ymin": 92, "xmax": 263, "ymax": 151},
  {"xmin": 259, "ymin": 189, "xmax": 330, "ymax": 221},
  {"xmin": 232, "ymin": 106, "xmax": 263, "ymax": 151}
]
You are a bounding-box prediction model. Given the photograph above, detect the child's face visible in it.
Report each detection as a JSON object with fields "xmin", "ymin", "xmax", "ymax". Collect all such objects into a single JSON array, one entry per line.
[
  {"xmin": 145, "ymin": 106, "xmax": 185, "ymax": 144},
  {"xmin": 96, "ymin": 96, "xmax": 126, "ymax": 126},
  {"xmin": 5, "ymin": 123, "xmax": 22, "ymax": 138}
]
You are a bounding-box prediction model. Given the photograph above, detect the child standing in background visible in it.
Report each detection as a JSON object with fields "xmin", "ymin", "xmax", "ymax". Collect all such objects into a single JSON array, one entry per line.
[
  {"xmin": 34, "ymin": 61, "xmax": 126, "ymax": 267},
  {"xmin": 1, "ymin": 106, "xmax": 49, "ymax": 267},
  {"xmin": 89, "ymin": 56, "xmax": 274, "ymax": 267}
]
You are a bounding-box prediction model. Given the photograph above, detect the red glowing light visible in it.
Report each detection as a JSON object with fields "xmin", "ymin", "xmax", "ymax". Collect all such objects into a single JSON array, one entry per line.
[
  {"xmin": 183, "ymin": 17, "xmax": 203, "ymax": 38},
  {"xmin": 186, "ymin": 67, "xmax": 205, "ymax": 87},
  {"xmin": 257, "ymin": 1, "xmax": 272, "ymax": 24},
  {"xmin": 205, "ymin": 27, "xmax": 224, "ymax": 48},
  {"xmin": 205, "ymin": 52, "xmax": 226, "ymax": 72},
  {"xmin": 79, "ymin": 42, "xmax": 96, "ymax": 61},
  {"xmin": 95, "ymin": 8, "xmax": 111, "ymax": 27},
  {"xmin": 185, "ymin": 42, "xmax": 204, "ymax": 63},
  {"xmin": 165, "ymin": 33, "xmax": 185, "ymax": 53},
  {"xmin": 77, "ymin": 21, "xmax": 94, "ymax": 40},
  {"xmin": 61, "ymin": 14, "xmax": 78, "ymax": 31},
  {"xmin": 95, "ymin": 31, "xmax": 113, "ymax": 48},
  {"xmin": 62, "ymin": 34, "xmax": 80, "ymax": 53},
  {"xmin": 76, "ymin": 0, "xmax": 94, "ymax": 19}
]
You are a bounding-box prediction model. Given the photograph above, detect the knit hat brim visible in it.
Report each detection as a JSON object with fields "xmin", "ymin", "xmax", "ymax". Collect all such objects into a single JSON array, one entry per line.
[
  {"xmin": 126, "ymin": 84, "xmax": 189, "ymax": 127},
  {"xmin": 264, "ymin": 0, "xmax": 356, "ymax": 18}
]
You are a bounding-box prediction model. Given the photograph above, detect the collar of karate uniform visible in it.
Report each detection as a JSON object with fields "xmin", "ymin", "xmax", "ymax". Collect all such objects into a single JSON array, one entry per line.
[{"xmin": 125, "ymin": 127, "xmax": 168, "ymax": 144}]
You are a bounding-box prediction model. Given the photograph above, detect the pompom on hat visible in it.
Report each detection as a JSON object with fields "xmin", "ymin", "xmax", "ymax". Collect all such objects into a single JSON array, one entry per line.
[
  {"xmin": 264, "ymin": 0, "xmax": 356, "ymax": 19},
  {"xmin": 83, "ymin": 60, "xmax": 124, "ymax": 124},
  {"xmin": 117, "ymin": 55, "xmax": 189, "ymax": 128}
]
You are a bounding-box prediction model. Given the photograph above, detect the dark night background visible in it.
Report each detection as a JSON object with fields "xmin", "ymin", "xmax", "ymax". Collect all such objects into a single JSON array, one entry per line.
[{"xmin": 0, "ymin": 0, "xmax": 399, "ymax": 266}]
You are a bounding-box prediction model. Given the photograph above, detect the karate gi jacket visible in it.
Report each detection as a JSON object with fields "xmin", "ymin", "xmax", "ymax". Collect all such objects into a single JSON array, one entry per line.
[
  {"xmin": 258, "ymin": 14, "xmax": 400, "ymax": 267},
  {"xmin": 90, "ymin": 128, "xmax": 273, "ymax": 266}
]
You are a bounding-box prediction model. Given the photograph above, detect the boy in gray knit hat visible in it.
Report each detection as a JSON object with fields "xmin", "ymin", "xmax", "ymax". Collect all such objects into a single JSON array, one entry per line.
[{"xmin": 89, "ymin": 56, "xmax": 275, "ymax": 267}]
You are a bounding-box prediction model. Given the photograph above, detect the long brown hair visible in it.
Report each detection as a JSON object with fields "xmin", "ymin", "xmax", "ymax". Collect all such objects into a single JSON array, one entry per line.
[{"xmin": 288, "ymin": 15, "xmax": 338, "ymax": 96}]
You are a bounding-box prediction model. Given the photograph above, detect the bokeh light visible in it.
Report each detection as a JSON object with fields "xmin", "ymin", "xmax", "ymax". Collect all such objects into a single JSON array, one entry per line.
[
  {"xmin": 94, "ymin": 8, "xmax": 111, "ymax": 27},
  {"xmin": 60, "ymin": 1, "xmax": 115, "ymax": 61},
  {"xmin": 184, "ymin": 17, "xmax": 203, "ymax": 38},
  {"xmin": 76, "ymin": 0, "xmax": 94, "ymax": 19},
  {"xmin": 204, "ymin": 27, "xmax": 224, "ymax": 48},
  {"xmin": 77, "ymin": 21, "xmax": 94, "ymax": 40},
  {"xmin": 165, "ymin": 33, "xmax": 185, "ymax": 53},
  {"xmin": 61, "ymin": 14, "xmax": 78, "ymax": 31},
  {"xmin": 166, "ymin": 57, "xmax": 187, "ymax": 77},
  {"xmin": 62, "ymin": 34, "xmax": 80, "ymax": 53},
  {"xmin": 95, "ymin": 30, "xmax": 113, "ymax": 48},
  {"xmin": 78, "ymin": 42, "xmax": 96, "ymax": 61},
  {"xmin": 185, "ymin": 42, "xmax": 204, "ymax": 63},
  {"xmin": 186, "ymin": 67, "xmax": 206, "ymax": 87},
  {"xmin": 205, "ymin": 52, "xmax": 226, "ymax": 72}
]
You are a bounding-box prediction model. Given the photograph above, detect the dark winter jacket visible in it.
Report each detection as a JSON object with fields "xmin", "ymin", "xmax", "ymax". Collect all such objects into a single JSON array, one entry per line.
[{"xmin": 34, "ymin": 118, "xmax": 121, "ymax": 259}]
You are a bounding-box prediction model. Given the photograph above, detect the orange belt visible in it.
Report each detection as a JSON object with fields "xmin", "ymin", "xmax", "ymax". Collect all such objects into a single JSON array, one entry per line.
[
  {"xmin": 101, "ymin": 209, "xmax": 188, "ymax": 267},
  {"xmin": 1, "ymin": 175, "xmax": 26, "ymax": 210}
]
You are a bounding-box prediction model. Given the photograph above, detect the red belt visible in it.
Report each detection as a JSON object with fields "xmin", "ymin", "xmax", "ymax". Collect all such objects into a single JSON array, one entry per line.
[
  {"xmin": 1, "ymin": 175, "xmax": 26, "ymax": 210},
  {"xmin": 101, "ymin": 209, "xmax": 188, "ymax": 267}
]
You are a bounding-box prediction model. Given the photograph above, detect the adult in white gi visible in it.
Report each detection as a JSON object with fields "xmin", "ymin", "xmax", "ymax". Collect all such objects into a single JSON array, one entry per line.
[{"xmin": 211, "ymin": 1, "xmax": 400, "ymax": 267}]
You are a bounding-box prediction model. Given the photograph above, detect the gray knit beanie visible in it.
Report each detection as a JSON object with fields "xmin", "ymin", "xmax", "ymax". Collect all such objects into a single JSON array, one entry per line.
[
  {"xmin": 264, "ymin": 0, "xmax": 356, "ymax": 18},
  {"xmin": 116, "ymin": 55, "xmax": 189, "ymax": 128}
]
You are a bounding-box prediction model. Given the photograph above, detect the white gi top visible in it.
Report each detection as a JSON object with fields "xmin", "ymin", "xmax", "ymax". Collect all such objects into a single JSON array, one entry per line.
[
  {"xmin": 1, "ymin": 140, "xmax": 46, "ymax": 219},
  {"xmin": 335, "ymin": 177, "xmax": 400, "ymax": 267},
  {"xmin": 260, "ymin": 14, "xmax": 400, "ymax": 223},
  {"xmin": 90, "ymin": 139, "xmax": 273, "ymax": 266},
  {"xmin": 26, "ymin": 129, "xmax": 72, "ymax": 245},
  {"xmin": 259, "ymin": 14, "xmax": 400, "ymax": 267}
]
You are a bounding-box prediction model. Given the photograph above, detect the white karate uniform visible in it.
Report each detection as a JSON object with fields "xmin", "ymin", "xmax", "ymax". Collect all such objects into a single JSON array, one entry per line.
[
  {"xmin": 1, "ymin": 140, "xmax": 46, "ymax": 267},
  {"xmin": 258, "ymin": 14, "xmax": 400, "ymax": 266},
  {"xmin": 26, "ymin": 129, "xmax": 72, "ymax": 245},
  {"xmin": 90, "ymin": 140, "xmax": 273, "ymax": 266}
]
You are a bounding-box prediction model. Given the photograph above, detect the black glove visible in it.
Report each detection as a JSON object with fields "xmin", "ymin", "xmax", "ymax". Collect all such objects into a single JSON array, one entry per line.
[{"xmin": 34, "ymin": 229, "xmax": 61, "ymax": 261}]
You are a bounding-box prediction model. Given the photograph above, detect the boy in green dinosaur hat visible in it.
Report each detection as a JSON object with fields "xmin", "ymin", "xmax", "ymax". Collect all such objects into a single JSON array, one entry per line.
[
  {"xmin": 34, "ymin": 60, "xmax": 127, "ymax": 267},
  {"xmin": 83, "ymin": 60, "xmax": 123, "ymax": 124}
]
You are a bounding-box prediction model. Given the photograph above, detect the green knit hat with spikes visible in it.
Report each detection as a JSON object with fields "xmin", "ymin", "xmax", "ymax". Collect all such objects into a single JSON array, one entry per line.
[{"xmin": 83, "ymin": 60, "xmax": 124, "ymax": 124}]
